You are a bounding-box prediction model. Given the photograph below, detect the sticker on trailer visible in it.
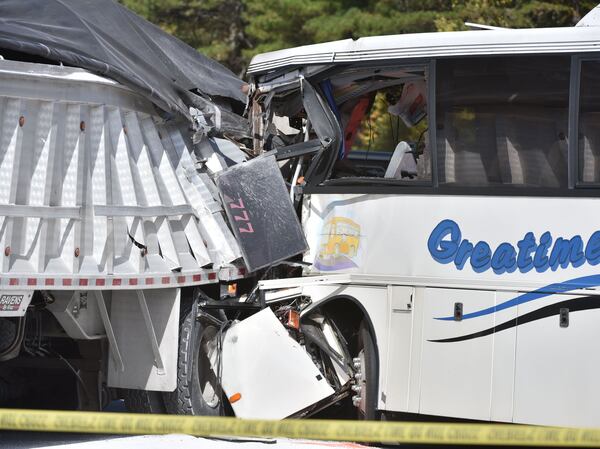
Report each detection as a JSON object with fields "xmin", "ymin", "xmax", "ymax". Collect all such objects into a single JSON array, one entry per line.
[
  {"xmin": 216, "ymin": 154, "xmax": 308, "ymax": 272},
  {"xmin": 0, "ymin": 291, "xmax": 33, "ymax": 316}
]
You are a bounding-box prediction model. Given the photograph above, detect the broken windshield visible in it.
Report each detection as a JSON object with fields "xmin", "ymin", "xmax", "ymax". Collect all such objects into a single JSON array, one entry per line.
[{"xmin": 253, "ymin": 64, "xmax": 433, "ymax": 187}]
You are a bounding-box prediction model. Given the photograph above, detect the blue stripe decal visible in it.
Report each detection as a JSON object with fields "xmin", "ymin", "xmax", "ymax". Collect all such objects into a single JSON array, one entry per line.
[{"xmin": 434, "ymin": 274, "xmax": 600, "ymax": 321}]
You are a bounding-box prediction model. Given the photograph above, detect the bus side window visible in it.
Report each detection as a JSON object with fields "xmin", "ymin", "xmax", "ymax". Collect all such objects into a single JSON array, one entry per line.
[
  {"xmin": 329, "ymin": 67, "xmax": 431, "ymax": 182},
  {"xmin": 578, "ymin": 60, "xmax": 600, "ymax": 184},
  {"xmin": 436, "ymin": 56, "xmax": 570, "ymax": 188}
]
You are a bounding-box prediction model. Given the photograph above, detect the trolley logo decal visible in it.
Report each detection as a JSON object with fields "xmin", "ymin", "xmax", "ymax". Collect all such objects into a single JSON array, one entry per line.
[{"xmin": 315, "ymin": 217, "xmax": 362, "ymax": 271}]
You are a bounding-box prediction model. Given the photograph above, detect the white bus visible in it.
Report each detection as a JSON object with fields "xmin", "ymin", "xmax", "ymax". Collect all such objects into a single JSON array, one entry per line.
[{"xmin": 241, "ymin": 7, "xmax": 600, "ymax": 427}]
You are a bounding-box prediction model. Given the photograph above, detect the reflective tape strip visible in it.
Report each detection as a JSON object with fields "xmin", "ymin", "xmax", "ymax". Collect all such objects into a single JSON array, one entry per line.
[
  {"xmin": 0, "ymin": 271, "xmax": 219, "ymax": 290},
  {"xmin": 0, "ymin": 409, "xmax": 599, "ymax": 446}
]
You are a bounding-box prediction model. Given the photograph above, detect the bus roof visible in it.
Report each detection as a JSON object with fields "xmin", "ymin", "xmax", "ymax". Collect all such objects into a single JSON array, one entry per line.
[{"xmin": 247, "ymin": 25, "xmax": 600, "ymax": 76}]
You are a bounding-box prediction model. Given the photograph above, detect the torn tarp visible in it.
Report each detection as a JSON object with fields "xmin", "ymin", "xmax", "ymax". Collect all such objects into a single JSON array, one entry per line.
[
  {"xmin": 0, "ymin": 0, "xmax": 246, "ymax": 121},
  {"xmin": 187, "ymin": 92, "xmax": 250, "ymax": 140}
]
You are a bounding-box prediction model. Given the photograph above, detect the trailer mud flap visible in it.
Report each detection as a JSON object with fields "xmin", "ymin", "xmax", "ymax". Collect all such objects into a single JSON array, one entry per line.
[{"xmin": 107, "ymin": 288, "xmax": 179, "ymax": 391}]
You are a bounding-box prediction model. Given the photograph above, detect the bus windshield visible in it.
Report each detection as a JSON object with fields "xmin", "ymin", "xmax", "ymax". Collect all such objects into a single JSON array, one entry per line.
[{"xmin": 328, "ymin": 66, "xmax": 432, "ymax": 183}]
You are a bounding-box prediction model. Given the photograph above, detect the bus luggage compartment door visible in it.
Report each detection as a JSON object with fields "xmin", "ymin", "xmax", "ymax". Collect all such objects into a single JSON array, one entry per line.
[
  {"xmin": 419, "ymin": 288, "xmax": 517, "ymax": 421},
  {"xmin": 512, "ymin": 293, "xmax": 600, "ymax": 427}
]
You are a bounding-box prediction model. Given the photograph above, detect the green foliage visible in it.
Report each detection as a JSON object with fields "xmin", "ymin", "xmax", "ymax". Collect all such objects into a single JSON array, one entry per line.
[
  {"xmin": 520, "ymin": 1, "xmax": 576, "ymax": 27},
  {"xmin": 241, "ymin": 0, "xmax": 336, "ymax": 55},
  {"xmin": 302, "ymin": 9, "xmax": 442, "ymax": 42},
  {"xmin": 353, "ymin": 93, "xmax": 428, "ymax": 152},
  {"xmin": 120, "ymin": 0, "xmax": 593, "ymax": 73},
  {"xmin": 374, "ymin": 0, "xmax": 454, "ymax": 13},
  {"xmin": 120, "ymin": 0, "xmax": 248, "ymax": 74}
]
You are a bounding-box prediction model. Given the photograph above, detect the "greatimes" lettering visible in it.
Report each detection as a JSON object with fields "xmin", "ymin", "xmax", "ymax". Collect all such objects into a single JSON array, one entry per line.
[{"xmin": 427, "ymin": 219, "xmax": 600, "ymax": 274}]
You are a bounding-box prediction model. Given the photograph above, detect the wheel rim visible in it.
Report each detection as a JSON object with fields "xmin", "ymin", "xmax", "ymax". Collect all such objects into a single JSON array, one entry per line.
[
  {"xmin": 198, "ymin": 326, "xmax": 220, "ymax": 409},
  {"xmin": 356, "ymin": 348, "xmax": 367, "ymax": 417}
]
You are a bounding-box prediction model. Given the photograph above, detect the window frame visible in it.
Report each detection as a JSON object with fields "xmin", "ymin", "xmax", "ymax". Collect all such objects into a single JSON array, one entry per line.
[
  {"xmin": 571, "ymin": 55, "xmax": 600, "ymax": 189},
  {"xmin": 311, "ymin": 60, "xmax": 436, "ymax": 188},
  {"xmin": 306, "ymin": 53, "xmax": 600, "ymax": 198}
]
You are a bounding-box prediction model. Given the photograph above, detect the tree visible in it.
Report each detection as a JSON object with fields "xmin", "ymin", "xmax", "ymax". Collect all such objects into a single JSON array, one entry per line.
[
  {"xmin": 121, "ymin": 0, "xmax": 595, "ymax": 73},
  {"xmin": 120, "ymin": 0, "xmax": 249, "ymax": 75}
]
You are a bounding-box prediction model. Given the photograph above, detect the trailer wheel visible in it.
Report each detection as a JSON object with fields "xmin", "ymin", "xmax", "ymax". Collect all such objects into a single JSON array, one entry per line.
[
  {"xmin": 123, "ymin": 389, "xmax": 166, "ymax": 414},
  {"xmin": 163, "ymin": 301, "xmax": 222, "ymax": 415},
  {"xmin": 355, "ymin": 320, "xmax": 377, "ymax": 420}
]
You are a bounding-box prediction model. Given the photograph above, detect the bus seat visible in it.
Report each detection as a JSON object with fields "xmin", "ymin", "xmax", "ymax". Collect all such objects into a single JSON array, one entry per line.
[
  {"xmin": 520, "ymin": 147, "xmax": 559, "ymax": 187},
  {"xmin": 453, "ymin": 149, "xmax": 488, "ymax": 184},
  {"xmin": 504, "ymin": 116, "xmax": 563, "ymax": 188},
  {"xmin": 437, "ymin": 119, "xmax": 488, "ymax": 185},
  {"xmin": 579, "ymin": 116, "xmax": 600, "ymax": 183},
  {"xmin": 496, "ymin": 136, "xmax": 522, "ymax": 184},
  {"xmin": 436, "ymin": 125, "xmax": 456, "ymax": 183},
  {"xmin": 495, "ymin": 116, "xmax": 520, "ymax": 184},
  {"xmin": 580, "ymin": 134, "xmax": 596, "ymax": 182},
  {"xmin": 447, "ymin": 113, "xmax": 495, "ymax": 185},
  {"xmin": 385, "ymin": 141, "xmax": 417, "ymax": 178}
]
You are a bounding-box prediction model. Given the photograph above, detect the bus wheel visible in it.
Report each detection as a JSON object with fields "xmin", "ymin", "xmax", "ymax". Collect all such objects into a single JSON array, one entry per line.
[
  {"xmin": 163, "ymin": 302, "xmax": 222, "ymax": 415},
  {"xmin": 353, "ymin": 320, "xmax": 377, "ymax": 420},
  {"xmin": 123, "ymin": 389, "xmax": 166, "ymax": 413}
]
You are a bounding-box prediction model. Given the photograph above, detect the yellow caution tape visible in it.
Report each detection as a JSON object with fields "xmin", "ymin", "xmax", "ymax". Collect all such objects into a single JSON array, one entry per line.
[{"xmin": 1, "ymin": 409, "xmax": 600, "ymax": 446}]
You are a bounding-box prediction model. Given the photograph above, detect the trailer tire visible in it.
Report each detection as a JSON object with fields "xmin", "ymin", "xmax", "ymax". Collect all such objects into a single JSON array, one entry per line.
[
  {"xmin": 163, "ymin": 301, "xmax": 222, "ymax": 416},
  {"xmin": 356, "ymin": 320, "xmax": 377, "ymax": 420},
  {"xmin": 123, "ymin": 389, "xmax": 166, "ymax": 414},
  {"xmin": 0, "ymin": 318, "xmax": 17, "ymax": 353}
]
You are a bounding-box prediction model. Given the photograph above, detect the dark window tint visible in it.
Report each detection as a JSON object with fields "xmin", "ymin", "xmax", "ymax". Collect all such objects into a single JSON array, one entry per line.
[
  {"xmin": 436, "ymin": 56, "xmax": 570, "ymax": 187},
  {"xmin": 578, "ymin": 61, "xmax": 600, "ymax": 184}
]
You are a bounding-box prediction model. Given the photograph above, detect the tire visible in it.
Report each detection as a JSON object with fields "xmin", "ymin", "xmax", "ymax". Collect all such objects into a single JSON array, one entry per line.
[
  {"xmin": 356, "ymin": 320, "xmax": 377, "ymax": 420},
  {"xmin": 123, "ymin": 389, "xmax": 167, "ymax": 414},
  {"xmin": 163, "ymin": 300, "xmax": 222, "ymax": 415},
  {"xmin": 0, "ymin": 368, "xmax": 27, "ymax": 406},
  {"xmin": 0, "ymin": 318, "xmax": 17, "ymax": 353}
]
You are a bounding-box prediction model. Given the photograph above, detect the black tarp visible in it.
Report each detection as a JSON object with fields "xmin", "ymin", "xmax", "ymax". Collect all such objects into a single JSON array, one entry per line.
[{"xmin": 0, "ymin": 0, "xmax": 246, "ymax": 120}]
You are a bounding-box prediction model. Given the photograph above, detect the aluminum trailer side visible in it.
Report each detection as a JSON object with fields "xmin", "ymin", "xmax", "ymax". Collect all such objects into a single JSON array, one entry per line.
[{"xmin": 0, "ymin": 58, "xmax": 245, "ymax": 409}]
